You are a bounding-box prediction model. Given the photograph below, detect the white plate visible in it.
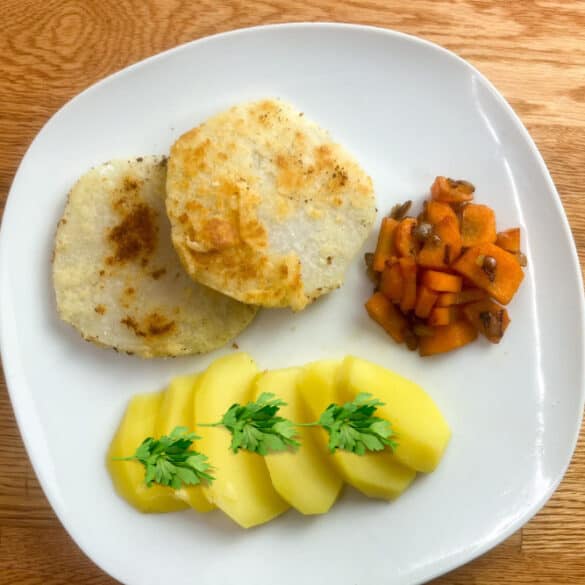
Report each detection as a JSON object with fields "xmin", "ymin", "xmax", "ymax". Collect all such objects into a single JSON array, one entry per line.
[{"xmin": 1, "ymin": 23, "xmax": 584, "ymax": 585}]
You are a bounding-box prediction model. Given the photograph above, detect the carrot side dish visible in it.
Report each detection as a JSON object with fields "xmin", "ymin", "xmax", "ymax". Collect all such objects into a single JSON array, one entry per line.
[{"xmin": 365, "ymin": 176, "xmax": 526, "ymax": 356}]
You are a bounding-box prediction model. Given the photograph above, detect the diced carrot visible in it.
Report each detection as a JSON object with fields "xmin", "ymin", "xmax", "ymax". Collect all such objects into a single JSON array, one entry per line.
[
  {"xmin": 421, "ymin": 270, "xmax": 462, "ymax": 293},
  {"xmin": 435, "ymin": 292, "xmax": 458, "ymax": 307},
  {"xmin": 417, "ymin": 235, "xmax": 447, "ymax": 270},
  {"xmin": 414, "ymin": 285, "xmax": 439, "ymax": 319},
  {"xmin": 426, "ymin": 201, "xmax": 459, "ymax": 227},
  {"xmin": 365, "ymin": 175, "xmax": 525, "ymax": 357},
  {"xmin": 372, "ymin": 217, "xmax": 399, "ymax": 271},
  {"xmin": 417, "ymin": 202, "xmax": 462, "ymax": 268},
  {"xmin": 418, "ymin": 320, "xmax": 478, "ymax": 356},
  {"xmin": 394, "ymin": 217, "xmax": 418, "ymax": 257},
  {"xmin": 427, "ymin": 201, "xmax": 462, "ymax": 246},
  {"xmin": 365, "ymin": 292, "xmax": 408, "ymax": 343},
  {"xmin": 456, "ymin": 288, "xmax": 489, "ymax": 304},
  {"xmin": 452, "ymin": 243, "xmax": 524, "ymax": 305},
  {"xmin": 431, "ymin": 176, "xmax": 475, "ymax": 204},
  {"xmin": 428, "ymin": 306, "xmax": 460, "ymax": 326},
  {"xmin": 436, "ymin": 288, "xmax": 488, "ymax": 307},
  {"xmin": 428, "ymin": 307, "xmax": 450, "ymax": 326},
  {"xmin": 496, "ymin": 227, "xmax": 521, "ymax": 253},
  {"xmin": 462, "ymin": 299, "xmax": 511, "ymax": 343},
  {"xmin": 399, "ymin": 257, "xmax": 417, "ymax": 312},
  {"xmin": 461, "ymin": 204, "xmax": 497, "ymax": 247},
  {"xmin": 379, "ymin": 261, "xmax": 403, "ymax": 303},
  {"xmin": 435, "ymin": 216, "xmax": 462, "ymax": 264}
]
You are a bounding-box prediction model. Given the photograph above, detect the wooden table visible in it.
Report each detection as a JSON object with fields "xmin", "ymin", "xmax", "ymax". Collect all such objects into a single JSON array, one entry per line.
[{"xmin": 2, "ymin": 1, "xmax": 584, "ymax": 583}]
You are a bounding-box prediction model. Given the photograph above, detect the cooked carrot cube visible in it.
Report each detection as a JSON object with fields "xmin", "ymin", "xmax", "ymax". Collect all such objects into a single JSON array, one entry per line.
[
  {"xmin": 421, "ymin": 270, "xmax": 462, "ymax": 293},
  {"xmin": 394, "ymin": 217, "xmax": 419, "ymax": 257},
  {"xmin": 435, "ymin": 292, "xmax": 458, "ymax": 307},
  {"xmin": 365, "ymin": 292, "xmax": 408, "ymax": 343},
  {"xmin": 428, "ymin": 306, "xmax": 460, "ymax": 326},
  {"xmin": 373, "ymin": 217, "xmax": 399, "ymax": 271},
  {"xmin": 452, "ymin": 243, "xmax": 524, "ymax": 305},
  {"xmin": 417, "ymin": 235, "xmax": 447, "ymax": 270},
  {"xmin": 436, "ymin": 288, "xmax": 488, "ymax": 307},
  {"xmin": 418, "ymin": 320, "xmax": 478, "ymax": 356},
  {"xmin": 495, "ymin": 227, "xmax": 521, "ymax": 253},
  {"xmin": 418, "ymin": 202, "xmax": 462, "ymax": 268},
  {"xmin": 414, "ymin": 285, "xmax": 439, "ymax": 319},
  {"xmin": 417, "ymin": 221, "xmax": 462, "ymax": 268},
  {"xmin": 435, "ymin": 216, "xmax": 462, "ymax": 264},
  {"xmin": 426, "ymin": 201, "xmax": 459, "ymax": 227},
  {"xmin": 461, "ymin": 204, "xmax": 497, "ymax": 247},
  {"xmin": 456, "ymin": 288, "xmax": 489, "ymax": 304},
  {"xmin": 379, "ymin": 261, "xmax": 403, "ymax": 303},
  {"xmin": 428, "ymin": 307, "xmax": 449, "ymax": 326},
  {"xmin": 462, "ymin": 299, "xmax": 510, "ymax": 343},
  {"xmin": 431, "ymin": 176, "xmax": 475, "ymax": 204},
  {"xmin": 399, "ymin": 257, "xmax": 417, "ymax": 312}
]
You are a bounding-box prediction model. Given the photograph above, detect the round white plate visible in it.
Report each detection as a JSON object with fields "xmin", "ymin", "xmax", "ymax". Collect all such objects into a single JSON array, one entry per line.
[{"xmin": 1, "ymin": 23, "xmax": 584, "ymax": 585}]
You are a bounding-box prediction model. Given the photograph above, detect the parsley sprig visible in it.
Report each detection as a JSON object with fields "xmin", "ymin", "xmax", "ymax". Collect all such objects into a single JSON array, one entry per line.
[
  {"xmin": 316, "ymin": 392, "xmax": 397, "ymax": 455},
  {"xmin": 203, "ymin": 392, "xmax": 396, "ymax": 456},
  {"xmin": 113, "ymin": 426, "xmax": 214, "ymax": 489},
  {"xmin": 200, "ymin": 392, "xmax": 301, "ymax": 455},
  {"xmin": 113, "ymin": 393, "xmax": 396, "ymax": 490}
]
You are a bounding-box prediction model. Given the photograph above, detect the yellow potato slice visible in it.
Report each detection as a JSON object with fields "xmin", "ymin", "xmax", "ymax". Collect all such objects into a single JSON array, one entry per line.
[
  {"xmin": 107, "ymin": 391, "xmax": 188, "ymax": 513},
  {"xmin": 298, "ymin": 361, "xmax": 415, "ymax": 500},
  {"xmin": 338, "ymin": 356, "xmax": 451, "ymax": 472},
  {"xmin": 154, "ymin": 374, "xmax": 214, "ymax": 513},
  {"xmin": 194, "ymin": 353, "xmax": 289, "ymax": 528},
  {"xmin": 253, "ymin": 368, "xmax": 343, "ymax": 514}
]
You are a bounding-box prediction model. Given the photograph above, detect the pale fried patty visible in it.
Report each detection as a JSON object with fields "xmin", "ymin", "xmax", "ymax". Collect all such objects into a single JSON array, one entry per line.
[
  {"xmin": 166, "ymin": 99, "xmax": 376, "ymax": 311},
  {"xmin": 52, "ymin": 157, "xmax": 257, "ymax": 358}
]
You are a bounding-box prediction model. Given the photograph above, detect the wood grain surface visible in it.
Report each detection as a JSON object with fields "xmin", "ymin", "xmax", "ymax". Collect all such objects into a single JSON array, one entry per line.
[{"xmin": 1, "ymin": 1, "xmax": 585, "ymax": 583}]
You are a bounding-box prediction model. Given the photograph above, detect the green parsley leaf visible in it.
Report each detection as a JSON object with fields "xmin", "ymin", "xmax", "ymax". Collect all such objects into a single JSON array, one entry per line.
[
  {"xmin": 318, "ymin": 392, "xmax": 397, "ymax": 455},
  {"xmin": 218, "ymin": 392, "xmax": 301, "ymax": 454},
  {"xmin": 113, "ymin": 427, "xmax": 214, "ymax": 488}
]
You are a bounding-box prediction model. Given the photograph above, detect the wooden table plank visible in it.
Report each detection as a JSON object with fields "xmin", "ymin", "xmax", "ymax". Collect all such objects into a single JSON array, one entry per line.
[{"xmin": 1, "ymin": 1, "xmax": 584, "ymax": 583}]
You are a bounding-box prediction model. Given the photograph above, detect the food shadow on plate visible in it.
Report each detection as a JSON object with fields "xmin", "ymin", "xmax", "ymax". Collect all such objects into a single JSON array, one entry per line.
[
  {"xmin": 175, "ymin": 483, "xmax": 406, "ymax": 537},
  {"xmin": 242, "ymin": 285, "xmax": 363, "ymax": 367},
  {"xmin": 177, "ymin": 505, "xmax": 315, "ymax": 537}
]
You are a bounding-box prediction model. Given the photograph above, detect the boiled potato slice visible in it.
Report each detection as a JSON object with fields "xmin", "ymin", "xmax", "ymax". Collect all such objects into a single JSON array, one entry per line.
[
  {"xmin": 155, "ymin": 374, "xmax": 214, "ymax": 513},
  {"xmin": 107, "ymin": 391, "xmax": 188, "ymax": 513},
  {"xmin": 298, "ymin": 361, "xmax": 415, "ymax": 500},
  {"xmin": 195, "ymin": 353, "xmax": 289, "ymax": 528},
  {"xmin": 338, "ymin": 356, "xmax": 451, "ymax": 472},
  {"xmin": 253, "ymin": 368, "xmax": 343, "ymax": 514}
]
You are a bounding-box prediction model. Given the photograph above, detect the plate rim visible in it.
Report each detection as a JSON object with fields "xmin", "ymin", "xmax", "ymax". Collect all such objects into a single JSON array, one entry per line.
[{"xmin": 1, "ymin": 21, "xmax": 584, "ymax": 585}]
